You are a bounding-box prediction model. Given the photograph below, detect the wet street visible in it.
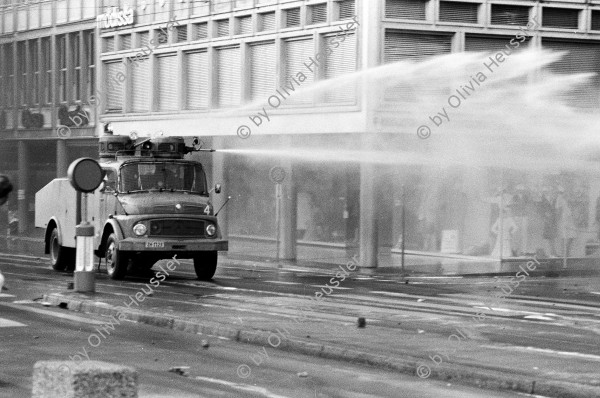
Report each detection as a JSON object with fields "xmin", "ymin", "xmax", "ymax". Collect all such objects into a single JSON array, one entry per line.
[{"xmin": 1, "ymin": 252, "xmax": 599, "ymax": 397}]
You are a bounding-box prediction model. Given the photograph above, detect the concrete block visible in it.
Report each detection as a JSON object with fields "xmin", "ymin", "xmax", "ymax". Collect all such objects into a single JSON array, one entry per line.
[{"xmin": 32, "ymin": 360, "xmax": 137, "ymax": 398}]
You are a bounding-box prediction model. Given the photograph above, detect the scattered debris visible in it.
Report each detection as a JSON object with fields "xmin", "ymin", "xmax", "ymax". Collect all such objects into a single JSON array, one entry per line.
[
  {"xmin": 58, "ymin": 302, "xmax": 68, "ymax": 309},
  {"xmin": 418, "ymin": 330, "xmax": 424, "ymax": 334},
  {"xmin": 33, "ymin": 336, "xmax": 39, "ymax": 339},
  {"xmin": 417, "ymin": 299, "xmax": 425, "ymax": 302},
  {"xmin": 357, "ymin": 317, "xmax": 366, "ymax": 328},
  {"xmin": 41, "ymin": 302, "xmax": 52, "ymax": 307},
  {"xmin": 168, "ymin": 366, "xmax": 190, "ymax": 377},
  {"xmin": 297, "ymin": 372, "xmax": 308, "ymax": 378},
  {"xmin": 201, "ymin": 340, "xmax": 209, "ymax": 349},
  {"xmin": 67, "ymin": 282, "xmax": 74, "ymax": 290}
]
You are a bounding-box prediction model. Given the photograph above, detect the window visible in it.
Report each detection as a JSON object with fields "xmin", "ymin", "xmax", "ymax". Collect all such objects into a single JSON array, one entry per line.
[
  {"xmin": 491, "ymin": 5, "xmax": 530, "ymax": 26},
  {"xmin": 259, "ymin": 12, "xmax": 276, "ymax": 32},
  {"xmin": 105, "ymin": 61, "xmax": 124, "ymax": 112},
  {"xmin": 71, "ymin": 32, "xmax": 81, "ymax": 102},
  {"xmin": 157, "ymin": 55, "xmax": 178, "ymax": 111},
  {"xmin": 194, "ymin": 23, "xmax": 208, "ymax": 40},
  {"xmin": 385, "ymin": 0, "xmax": 427, "ymax": 20},
  {"xmin": 439, "ymin": 1, "xmax": 479, "ymax": 24},
  {"xmin": 103, "ymin": 36, "xmax": 115, "ymax": 52},
  {"xmin": 284, "ymin": 37, "xmax": 315, "ymax": 104},
  {"xmin": 323, "ymin": 33, "xmax": 356, "ymax": 103},
  {"xmin": 338, "ymin": 0, "xmax": 355, "ymax": 20},
  {"xmin": 131, "ymin": 56, "xmax": 150, "ymax": 112},
  {"xmin": 41, "ymin": 38, "xmax": 51, "ymax": 104},
  {"xmin": 156, "ymin": 29, "xmax": 169, "ymax": 45},
  {"xmin": 249, "ymin": 42, "xmax": 276, "ymax": 101},
  {"xmin": 217, "ymin": 19, "xmax": 230, "ymax": 37},
  {"xmin": 138, "ymin": 32, "xmax": 149, "ymax": 48},
  {"xmin": 30, "ymin": 40, "xmax": 39, "ymax": 105},
  {"xmin": 176, "ymin": 26, "xmax": 187, "ymax": 43},
  {"xmin": 592, "ymin": 11, "xmax": 600, "ymax": 31},
  {"xmin": 542, "ymin": 8, "xmax": 579, "ymax": 29},
  {"xmin": 120, "ymin": 34, "xmax": 131, "ymax": 51},
  {"xmin": 308, "ymin": 4, "xmax": 327, "ymax": 25},
  {"xmin": 236, "ymin": 15, "xmax": 252, "ymax": 35},
  {"xmin": 216, "ymin": 46, "xmax": 241, "ymax": 107},
  {"xmin": 84, "ymin": 31, "xmax": 95, "ymax": 103},
  {"xmin": 185, "ymin": 51, "xmax": 209, "ymax": 109},
  {"xmin": 57, "ymin": 36, "xmax": 67, "ymax": 102},
  {"xmin": 17, "ymin": 41, "xmax": 26, "ymax": 105},
  {"xmin": 285, "ymin": 8, "xmax": 301, "ymax": 28}
]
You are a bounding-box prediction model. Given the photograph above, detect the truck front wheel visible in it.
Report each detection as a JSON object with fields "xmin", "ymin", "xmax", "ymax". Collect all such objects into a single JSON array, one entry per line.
[
  {"xmin": 105, "ymin": 234, "xmax": 128, "ymax": 280},
  {"xmin": 49, "ymin": 228, "xmax": 75, "ymax": 271},
  {"xmin": 193, "ymin": 251, "xmax": 218, "ymax": 280}
]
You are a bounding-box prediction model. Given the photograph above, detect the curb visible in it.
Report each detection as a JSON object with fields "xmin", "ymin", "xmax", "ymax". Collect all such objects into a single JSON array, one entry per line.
[{"xmin": 43, "ymin": 293, "xmax": 600, "ymax": 398}]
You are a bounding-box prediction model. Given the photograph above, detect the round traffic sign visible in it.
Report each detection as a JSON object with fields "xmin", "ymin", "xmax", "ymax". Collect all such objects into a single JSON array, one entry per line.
[
  {"xmin": 269, "ymin": 166, "xmax": 286, "ymax": 184},
  {"xmin": 68, "ymin": 158, "xmax": 105, "ymax": 193}
]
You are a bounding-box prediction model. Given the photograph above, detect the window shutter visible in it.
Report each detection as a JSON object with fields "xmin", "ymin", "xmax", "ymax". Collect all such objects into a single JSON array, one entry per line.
[
  {"xmin": 383, "ymin": 31, "xmax": 451, "ymax": 102},
  {"xmin": 186, "ymin": 51, "xmax": 209, "ymax": 109},
  {"xmin": 465, "ymin": 35, "xmax": 529, "ymax": 52},
  {"xmin": 194, "ymin": 23, "xmax": 208, "ymax": 40},
  {"xmin": 217, "ymin": 19, "xmax": 230, "ymax": 37},
  {"xmin": 491, "ymin": 5, "xmax": 531, "ymax": 26},
  {"xmin": 105, "ymin": 61, "xmax": 124, "ymax": 111},
  {"xmin": 236, "ymin": 16, "xmax": 252, "ymax": 35},
  {"xmin": 384, "ymin": 30, "xmax": 452, "ymax": 63},
  {"xmin": 131, "ymin": 57, "xmax": 150, "ymax": 112},
  {"xmin": 542, "ymin": 40, "xmax": 600, "ymax": 109},
  {"xmin": 217, "ymin": 46, "xmax": 241, "ymax": 107},
  {"xmin": 157, "ymin": 55, "xmax": 178, "ymax": 111},
  {"xmin": 259, "ymin": 12, "xmax": 276, "ymax": 31},
  {"xmin": 592, "ymin": 11, "xmax": 600, "ymax": 31},
  {"xmin": 138, "ymin": 32, "xmax": 149, "ymax": 48},
  {"xmin": 439, "ymin": 2, "xmax": 479, "ymax": 24},
  {"xmin": 323, "ymin": 33, "xmax": 356, "ymax": 103},
  {"xmin": 285, "ymin": 8, "xmax": 301, "ymax": 27},
  {"xmin": 104, "ymin": 37, "xmax": 115, "ymax": 52},
  {"xmin": 308, "ymin": 4, "xmax": 327, "ymax": 25},
  {"xmin": 542, "ymin": 8, "xmax": 579, "ymax": 29},
  {"xmin": 385, "ymin": 0, "xmax": 426, "ymax": 20},
  {"xmin": 284, "ymin": 37, "xmax": 315, "ymax": 104},
  {"xmin": 120, "ymin": 34, "xmax": 131, "ymax": 51},
  {"xmin": 176, "ymin": 26, "xmax": 187, "ymax": 43},
  {"xmin": 339, "ymin": 0, "xmax": 355, "ymax": 20},
  {"xmin": 250, "ymin": 42, "xmax": 276, "ymax": 101}
]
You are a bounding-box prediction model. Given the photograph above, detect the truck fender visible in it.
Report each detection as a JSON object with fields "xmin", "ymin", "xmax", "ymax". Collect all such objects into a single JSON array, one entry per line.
[
  {"xmin": 44, "ymin": 217, "xmax": 63, "ymax": 254},
  {"xmin": 99, "ymin": 219, "xmax": 125, "ymax": 254}
]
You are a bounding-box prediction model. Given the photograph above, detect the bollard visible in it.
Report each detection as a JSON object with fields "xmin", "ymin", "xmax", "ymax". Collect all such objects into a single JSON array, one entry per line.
[
  {"xmin": 74, "ymin": 221, "xmax": 95, "ymax": 292},
  {"xmin": 32, "ymin": 360, "xmax": 138, "ymax": 398}
]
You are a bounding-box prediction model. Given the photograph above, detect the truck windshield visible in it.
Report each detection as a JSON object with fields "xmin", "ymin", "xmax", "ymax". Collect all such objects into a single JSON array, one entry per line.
[{"xmin": 120, "ymin": 162, "xmax": 207, "ymax": 194}]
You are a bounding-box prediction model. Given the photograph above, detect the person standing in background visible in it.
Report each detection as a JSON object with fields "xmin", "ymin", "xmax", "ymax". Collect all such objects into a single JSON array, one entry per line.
[
  {"xmin": 511, "ymin": 184, "xmax": 531, "ymax": 256},
  {"xmin": 555, "ymin": 186, "xmax": 575, "ymax": 257}
]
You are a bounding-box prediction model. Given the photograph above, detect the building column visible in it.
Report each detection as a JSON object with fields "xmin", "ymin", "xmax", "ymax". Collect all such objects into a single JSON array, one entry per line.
[
  {"xmin": 212, "ymin": 136, "xmax": 228, "ymax": 239},
  {"xmin": 17, "ymin": 141, "xmax": 30, "ymax": 235},
  {"xmin": 56, "ymin": 140, "xmax": 69, "ymax": 177},
  {"xmin": 359, "ymin": 141, "xmax": 378, "ymax": 268},
  {"xmin": 279, "ymin": 160, "xmax": 297, "ymax": 260}
]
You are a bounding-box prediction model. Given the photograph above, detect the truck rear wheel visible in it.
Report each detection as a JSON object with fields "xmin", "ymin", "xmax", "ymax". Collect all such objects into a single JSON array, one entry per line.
[
  {"xmin": 193, "ymin": 251, "xmax": 218, "ymax": 280},
  {"xmin": 105, "ymin": 234, "xmax": 128, "ymax": 280},
  {"xmin": 49, "ymin": 228, "xmax": 75, "ymax": 271}
]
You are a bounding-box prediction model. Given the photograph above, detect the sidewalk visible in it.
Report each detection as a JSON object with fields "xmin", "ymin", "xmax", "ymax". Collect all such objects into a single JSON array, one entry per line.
[
  {"xmin": 4, "ymin": 233, "xmax": 599, "ymax": 277},
  {"xmin": 41, "ymin": 281, "xmax": 600, "ymax": 398}
]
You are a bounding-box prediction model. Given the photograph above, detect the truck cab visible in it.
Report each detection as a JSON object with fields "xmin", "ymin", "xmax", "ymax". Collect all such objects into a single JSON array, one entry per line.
[{"xmin": 35, "ymin": 133, "xmax": 228, "ymax": 280}]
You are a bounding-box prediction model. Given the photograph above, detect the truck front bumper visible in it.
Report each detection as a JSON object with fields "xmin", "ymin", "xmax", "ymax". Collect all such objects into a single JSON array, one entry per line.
[{"xmin": 118, "ymin": 238, "xmax": 228, "ymax": 252}]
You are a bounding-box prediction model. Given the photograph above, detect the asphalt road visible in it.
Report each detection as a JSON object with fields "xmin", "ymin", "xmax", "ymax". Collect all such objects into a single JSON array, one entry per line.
[{"xmin": 1, "ymin": 252, "xmax": 599, "ymax": 397}]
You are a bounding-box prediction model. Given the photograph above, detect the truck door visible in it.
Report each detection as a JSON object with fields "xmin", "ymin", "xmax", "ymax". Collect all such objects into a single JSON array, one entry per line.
[{"xmin": 97, "ymin": 169, "xmax": 118, "ymax": 247}]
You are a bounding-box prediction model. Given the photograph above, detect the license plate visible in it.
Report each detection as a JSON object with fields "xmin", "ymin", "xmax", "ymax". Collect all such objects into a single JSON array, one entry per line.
[{"xmin": 145, "ymin": 241, "xmax": 165, "ymax": 248}]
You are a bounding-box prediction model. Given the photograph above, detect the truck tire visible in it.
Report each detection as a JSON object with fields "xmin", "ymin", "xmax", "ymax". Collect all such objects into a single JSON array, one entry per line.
[
  {"xmin": 105, "ymin": 233, "xmax": 128, "ymax": 280},
  {"xmin": 193, "ymin": 251, "xmax": 218, "ymax": 280},
  {"xmin": 49, "ymin": 228, "xmax": 75, "ymax": 271}
]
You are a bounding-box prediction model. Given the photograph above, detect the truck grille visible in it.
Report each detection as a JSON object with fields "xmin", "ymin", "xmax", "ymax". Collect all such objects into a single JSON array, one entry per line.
[{"xmin": 149, "ymin": 220, "xmax": 206, "ymax": 237}]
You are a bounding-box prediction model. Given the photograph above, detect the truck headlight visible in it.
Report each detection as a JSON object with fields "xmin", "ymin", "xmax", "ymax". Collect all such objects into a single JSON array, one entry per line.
[
  {"xmin": 206, "ymin": 224, "xmax": 216, "ymax": 237},
  {"xmin": 133, "ymin": 223, "xmax": 147, "ymax": 236}
]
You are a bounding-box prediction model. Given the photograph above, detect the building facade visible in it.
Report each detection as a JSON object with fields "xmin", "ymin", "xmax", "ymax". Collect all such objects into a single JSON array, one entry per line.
[{"xmin": 3, "ymin": 0, "xmax": 600, "ymax": 267}]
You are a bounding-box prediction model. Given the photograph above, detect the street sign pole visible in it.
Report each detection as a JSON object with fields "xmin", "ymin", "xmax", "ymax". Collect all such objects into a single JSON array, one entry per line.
[
  {"xmin": 68, "ymin": 158, "xmax": 105, "ymax": 293},
  {"xmin": 269, "ymin": 166, "xmax": 286, "ymax": 266}
]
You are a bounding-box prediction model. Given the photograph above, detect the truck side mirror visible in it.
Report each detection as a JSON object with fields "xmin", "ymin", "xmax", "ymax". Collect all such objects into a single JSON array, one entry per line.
[{"xmin": 215, "ymin": 184, "xmax": 221, "ymax": 194}]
